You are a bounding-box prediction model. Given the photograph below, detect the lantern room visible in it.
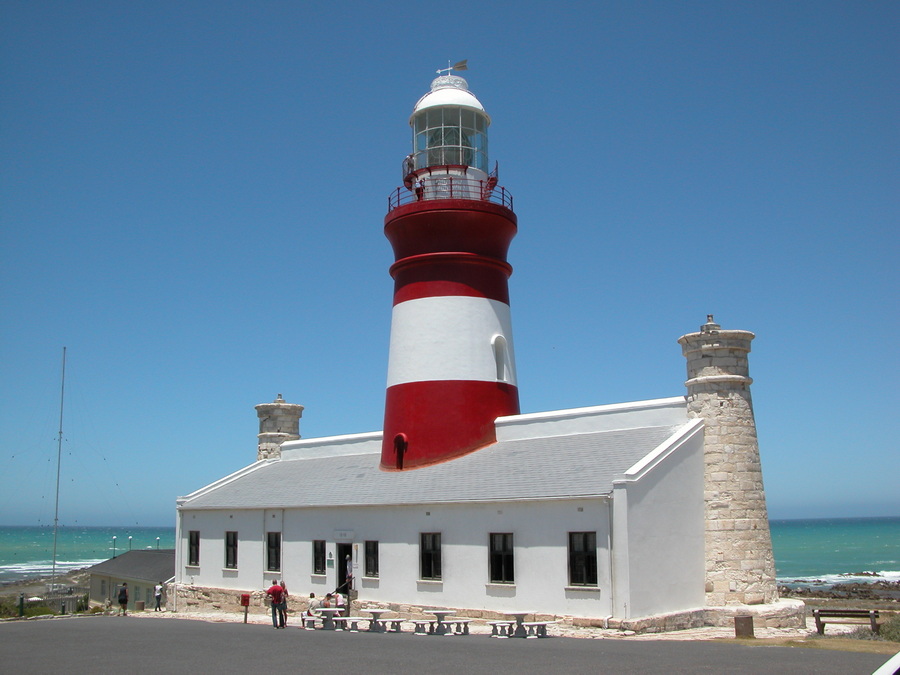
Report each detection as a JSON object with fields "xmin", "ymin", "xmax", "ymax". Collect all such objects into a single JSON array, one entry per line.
[{"xmin": 410, "ymin": 74, "xmax": 491, "ymax": 176}]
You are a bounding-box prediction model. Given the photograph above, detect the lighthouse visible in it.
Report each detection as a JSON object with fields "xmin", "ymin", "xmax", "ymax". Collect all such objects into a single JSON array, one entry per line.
[{"xmin": 381, "ymin": 67, "xmax": 520, "ymax": 470}]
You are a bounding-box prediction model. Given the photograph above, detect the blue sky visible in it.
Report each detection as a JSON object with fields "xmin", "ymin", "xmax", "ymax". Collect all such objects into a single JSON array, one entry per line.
[{"xmin": 1, "ymin": 1, "xmax": 897, "ymax": 526}]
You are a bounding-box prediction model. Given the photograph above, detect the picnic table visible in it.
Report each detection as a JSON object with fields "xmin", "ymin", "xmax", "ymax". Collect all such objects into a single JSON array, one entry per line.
[{"xmin": 366, "ymin": 608, "xmax": 391, "ymax": 632}]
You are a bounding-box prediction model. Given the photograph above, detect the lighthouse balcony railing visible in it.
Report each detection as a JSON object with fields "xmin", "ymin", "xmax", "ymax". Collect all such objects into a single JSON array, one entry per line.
[{"xmin": 388, "ymin": 176, "xmax": 514, "ymax": 213}]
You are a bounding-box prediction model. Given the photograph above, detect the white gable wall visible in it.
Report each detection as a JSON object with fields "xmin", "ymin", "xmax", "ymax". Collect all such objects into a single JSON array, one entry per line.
[{"xmin": 612, "ymin": 419, "xmax": 705, "ymax": 618}]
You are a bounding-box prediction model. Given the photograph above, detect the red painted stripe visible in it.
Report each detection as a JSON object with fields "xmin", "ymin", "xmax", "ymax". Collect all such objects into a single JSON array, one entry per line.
[
  {"xmin": 391, "ymin": 252, "xmax": 512, "ymax": 304},
  {"xmin": 381, "ymin": 379, "xmax": 520, "ymax": 471},
  {"xmin": 385, "ymin": 201, "xmax": 517, "ymax": 262}
]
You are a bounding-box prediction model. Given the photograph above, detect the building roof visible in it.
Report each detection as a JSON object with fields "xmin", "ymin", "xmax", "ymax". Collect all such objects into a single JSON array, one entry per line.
[
  {"xmin": 86, "ymin": 549, "xmax": 175, "ymax": 583},
  {"xmin": 179, "ymin": 398, "xmax": 694, "ymax": 511},
  {"xmin": 412, "ymin": 75, "xmax": 488, "ymax": 118}
]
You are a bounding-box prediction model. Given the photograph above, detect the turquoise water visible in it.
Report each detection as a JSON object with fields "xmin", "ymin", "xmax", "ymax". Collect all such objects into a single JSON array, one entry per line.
[
  {"xmin": 770, "ymin": 516, "xmax": 900, "ymax": 584},
  {"xmin": 0, "ymin": 518, "xmax": 897, "ymax": 586},
  {"xmin": 0, "ymin": 526, "xmax": 176, "ymax": 584}
]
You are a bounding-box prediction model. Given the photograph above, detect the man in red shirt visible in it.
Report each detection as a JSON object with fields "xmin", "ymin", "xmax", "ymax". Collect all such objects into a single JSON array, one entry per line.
[{"xmin": 266, "ymin": 580, "xmax": 286, "ymax": 628}]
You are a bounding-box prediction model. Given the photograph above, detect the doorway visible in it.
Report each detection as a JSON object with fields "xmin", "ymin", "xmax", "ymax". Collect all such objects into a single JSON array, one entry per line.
[{"xmin": 336, "ymin": 542, "xmax": 352, "ymax": 594}]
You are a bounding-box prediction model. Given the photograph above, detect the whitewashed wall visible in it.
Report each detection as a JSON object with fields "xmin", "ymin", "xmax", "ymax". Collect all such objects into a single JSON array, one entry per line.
[
  {"xmin": 178, "ymin": 498, "xmax": 614, "ymax": 618},
  {"xmin": 611, "ymin": 420, "xmax": 705, "ymax": 618}
]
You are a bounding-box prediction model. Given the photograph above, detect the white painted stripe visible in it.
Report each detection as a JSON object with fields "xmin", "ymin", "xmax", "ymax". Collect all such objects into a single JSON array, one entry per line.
[{"xmin": 386, "ymin": 296, "xmax": 517, "ymax": 387}]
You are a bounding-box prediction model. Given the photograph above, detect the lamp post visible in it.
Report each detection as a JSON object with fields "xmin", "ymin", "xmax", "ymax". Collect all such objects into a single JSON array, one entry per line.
[
  {"xmin": 128, "ymin": 536, "xmax": 132, "ymax": 551},
  {"xmin": 156, "ymin": 537, "xmax": 160, "ymax": 550},
  {"xmin": 112, "ymin": 536, "xmax": 117, "ymax": 558}
]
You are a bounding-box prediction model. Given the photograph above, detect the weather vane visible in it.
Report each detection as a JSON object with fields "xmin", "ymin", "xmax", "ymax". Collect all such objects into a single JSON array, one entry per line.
[{"xmin": 436, "ymin": 59, "xmax": 468, "ymax": 75}]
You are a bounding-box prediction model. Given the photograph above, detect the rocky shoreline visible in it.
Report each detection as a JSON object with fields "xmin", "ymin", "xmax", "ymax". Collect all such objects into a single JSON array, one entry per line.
[
  {"xmin": 778, "ymin": 580, "xmax": 900, "ymax": 610},
  {"xmin": 0, "ymin": 569, "xmax": 91, "ymax": 600}
]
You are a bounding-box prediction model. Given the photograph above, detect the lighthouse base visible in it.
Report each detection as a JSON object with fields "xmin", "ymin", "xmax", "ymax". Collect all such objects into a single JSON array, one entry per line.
[{"xmin": 381, "ymin": 380, "xmax": 519, "ymax": 471}]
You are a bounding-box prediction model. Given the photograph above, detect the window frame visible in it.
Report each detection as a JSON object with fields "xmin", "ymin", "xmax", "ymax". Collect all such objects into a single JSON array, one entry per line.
[
  {"xmin": 266, "ymin": 532, "xmax": 281, "ymax": 572},
  {"xmin": 188, "ymin": 530, "xmax": 200, "ymax": 566},
  {"xmin": 224, "ymin": 531, "xmax": 238, "ymax": 569},
  {"xmin": 364, "ymin": 540, "xmax": 379, "ymax": 578},
  {"xmin": 420, "ymin": 532, "xmax": 442, "ymax": 581},
  {"xmin": 489, "ymin": 532, "xmax": 515, "ymax": 584},
  {"xmin": 312, "ymin": 540, "xmax": 326, "ymax": 575},
  {"xmin": 568, "ymin": 531, "xmax": 598, "ymax": 586}
]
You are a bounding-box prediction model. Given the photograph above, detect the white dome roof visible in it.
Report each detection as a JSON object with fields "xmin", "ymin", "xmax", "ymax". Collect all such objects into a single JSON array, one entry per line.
[{"xmin": 411, "ymin": 75, "xmax": 490, "ymax": 122}]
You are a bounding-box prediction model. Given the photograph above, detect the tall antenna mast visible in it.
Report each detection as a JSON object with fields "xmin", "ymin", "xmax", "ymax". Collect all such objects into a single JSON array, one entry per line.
[{"xmin": 51, "ymin": 347, "xmax": 66, "ymax": 587}]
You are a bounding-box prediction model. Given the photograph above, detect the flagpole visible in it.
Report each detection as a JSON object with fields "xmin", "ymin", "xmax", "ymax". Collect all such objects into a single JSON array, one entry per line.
[{"xmin": 51, "ymin": 347, "xmax": 67, "ymax": 589}]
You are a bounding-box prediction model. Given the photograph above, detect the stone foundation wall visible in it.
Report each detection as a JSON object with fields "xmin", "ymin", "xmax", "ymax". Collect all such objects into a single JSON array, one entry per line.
[{"xmin": 172, "ymin": 584, "xmax": 804, "ymax": 634}]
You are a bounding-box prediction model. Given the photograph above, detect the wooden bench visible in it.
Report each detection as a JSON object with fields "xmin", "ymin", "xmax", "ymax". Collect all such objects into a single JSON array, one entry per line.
[
  {"xmin": 522, "ymin": 621, "xmax": 554, "ymax": 638},
  {"xmin": 487, "ymin": 620, "xmax": 515, "ymax": 638},
  {"xmin": 813, "ymin": 609, "xmax": 880, "ymax": 635}
]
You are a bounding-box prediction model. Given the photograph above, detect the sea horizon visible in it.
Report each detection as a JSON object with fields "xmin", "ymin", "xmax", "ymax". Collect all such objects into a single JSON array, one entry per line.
[{"xmin": 1, "ymin": 516, "xmax": 898, "ymax": 587}]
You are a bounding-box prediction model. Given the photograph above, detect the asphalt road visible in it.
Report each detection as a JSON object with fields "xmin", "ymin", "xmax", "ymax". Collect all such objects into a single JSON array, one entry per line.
[{"xmin": 0, "ymin": 615, "xmax": 893, "ymax": 674}]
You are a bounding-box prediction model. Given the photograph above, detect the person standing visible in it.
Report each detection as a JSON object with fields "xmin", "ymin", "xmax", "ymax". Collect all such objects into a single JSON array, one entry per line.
[
  {"xmin": 154, "ymin": 582, "xmax": 163, "ymax": 611},
  {"xmin": 117, "ymin": 583, "xmax": 128, "ymax": 616},
  {"xmin": 277, "ymin": 580, "xmax": 288, "ymax": 628},
  {"xmin": 266, "ymin": 580, "xmax": 286, "ymax": 629}
]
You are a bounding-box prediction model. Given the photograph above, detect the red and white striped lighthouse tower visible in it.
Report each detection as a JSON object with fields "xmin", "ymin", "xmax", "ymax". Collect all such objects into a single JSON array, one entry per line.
[{"xmin": 381, "ymin": 66, "xmax": 519, "ymax": 471}]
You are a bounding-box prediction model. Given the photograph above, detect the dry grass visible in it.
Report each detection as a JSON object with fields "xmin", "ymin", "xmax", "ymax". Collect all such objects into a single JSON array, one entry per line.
[{"xmin": 714, "ymin": 635, "xmax": 900, "ymax": 656}]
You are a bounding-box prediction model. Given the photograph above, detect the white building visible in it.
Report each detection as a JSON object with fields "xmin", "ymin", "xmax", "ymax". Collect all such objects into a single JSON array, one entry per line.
[
  {"xmin": 174, "ymin": 70, "xmax": 801, "ymax": 629},
  {"xmin": 177, "ymin": 397, "xmax": 706, "ymax": 622}
]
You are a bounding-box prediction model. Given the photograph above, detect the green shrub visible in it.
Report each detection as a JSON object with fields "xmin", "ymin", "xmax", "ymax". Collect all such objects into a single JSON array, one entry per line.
[
  {"xmin": 880, "ymin": 614, "xmax": 900, "ymax": 643},
  {"xmin": 847, "ymin": 626, "xmax": 882, "ymax": 641},
  {"xmin": 23, "ymin": 605, "xmax": 56, "ymax": 617}
]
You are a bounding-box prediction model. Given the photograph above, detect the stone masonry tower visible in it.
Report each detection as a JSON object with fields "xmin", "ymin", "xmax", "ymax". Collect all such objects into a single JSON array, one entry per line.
[
  {"xmin": 255, "ymin": 394, "xmax": 304, "ymax": 461},
  {"xmin": 678, "ymin": 316, "xmax": 778, "ymax": 606}
]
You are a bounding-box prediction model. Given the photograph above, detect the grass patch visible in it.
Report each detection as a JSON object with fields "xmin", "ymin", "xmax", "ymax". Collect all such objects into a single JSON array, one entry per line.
[{"xmin": 714, "ymin": 636, "xmax": 900, "ymax": 656}]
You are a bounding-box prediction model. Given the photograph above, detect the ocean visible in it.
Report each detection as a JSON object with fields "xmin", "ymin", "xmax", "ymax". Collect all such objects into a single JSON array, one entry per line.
[
  {"xmin": 770, "ymin": 516, "xmax": 900, "ymax": 586},
  {"xmin": 0, "ymin": 517, "xmax": 897, "ymax": 587},
  {"xmin": 0, "ymin": 526, "xmax": 176, "ymax": 585}
]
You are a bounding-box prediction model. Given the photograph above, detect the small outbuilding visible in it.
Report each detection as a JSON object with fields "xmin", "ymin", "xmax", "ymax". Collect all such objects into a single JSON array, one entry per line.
[{"xmin": 87, "ymin": 549, "xmax": 174, "ymax": 611}]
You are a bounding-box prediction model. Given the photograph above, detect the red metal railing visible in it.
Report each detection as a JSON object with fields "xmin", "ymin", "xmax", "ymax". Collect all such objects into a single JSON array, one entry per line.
[{"xmin": 387, "ymin": 176, "xmax": 514, "ymax": 213}]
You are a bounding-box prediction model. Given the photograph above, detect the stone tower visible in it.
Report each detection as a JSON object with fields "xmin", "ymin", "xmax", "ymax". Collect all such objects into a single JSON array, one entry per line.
[
  {"xmin": 678, "ymin": 316, "xmax": 778, "ymax": 606},
  {"xmin": 255, "ymin": 394, "xmax": 304, "ymax": 461}
]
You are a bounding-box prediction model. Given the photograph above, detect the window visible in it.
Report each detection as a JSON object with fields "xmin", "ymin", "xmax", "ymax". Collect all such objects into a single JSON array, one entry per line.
[
  {"xmin": 188, "ymin": 530, "xmax": 200, "ymax": 566},
  {"xmin": 225, "ymin": 531, "xmax": 238, "ymax": 569},
  {"xmin": 420, "ymin": 533, "xmax": 442, "ymax": 580},
  {"xmin": 411, "ymin": 105, "xmax": 489, "ymax": 172},
  {"xmin": 492, "ymin": 335, "xmax": 511, "ymax": 382},
  {"xmin": 313, "ymin": 540, "xmax": 326, "ymax": 575},
  {"xmin": 364, "ymin": 540, "xmax": 379, "ymax": 577},
  {"xmin": 489, "ymin": 533, "xmax": 514, "ymax": 584},
  {"xmin": 266, "ymin": 532, "xmax": 281, "ymax": 572},
  {"xmin": 568, "ymin": 532, "xmax": 597, "ymax": 586}
]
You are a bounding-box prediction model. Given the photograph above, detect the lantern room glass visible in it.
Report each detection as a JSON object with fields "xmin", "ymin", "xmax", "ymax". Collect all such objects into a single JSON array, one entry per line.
[{"xmin": 412, "ymin": 106, "xmax": 488, "ymax": 173}]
